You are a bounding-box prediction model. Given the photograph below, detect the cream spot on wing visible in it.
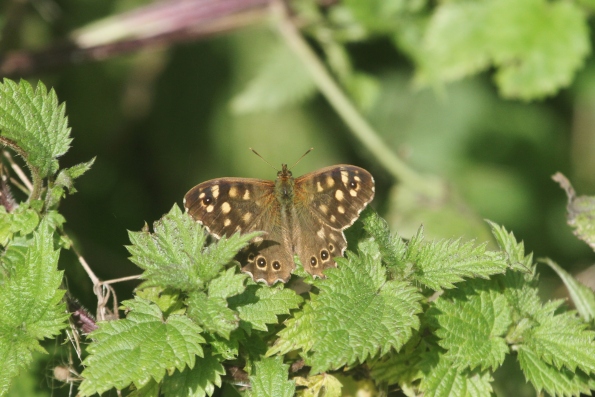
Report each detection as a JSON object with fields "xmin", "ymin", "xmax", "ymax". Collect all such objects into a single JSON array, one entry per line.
[
  {"xmin": 224, "ymin": 218, "xmax": 231, "ymax": 227},
  {"xmin": 319, "ymin": 204, "xmax": 328, "ymax": 214},
  {"xmin": 243, "ymin": 190, "xmax": 251, "ymax": 200},
  {"xmin": 221, "ymin": 202, "xmax": 231, "ymax": 214},
  {"xmin": 326, "ymin": 176, "xmax": 335, "ymax": 187},
  {"xmin": 349, "ymin": 189, "xmax": 357, "ymax": 197},
  {"xmin": 317, "ymin": 181, "xmax": 324, "ymax": 192},
  {"xmin": 338, "ymin": 205, "xmax": 345, "ymax": 214},
  {"xmin": 330, "ymin": 215, "xmax": 336, "ymax": 223},
  {"xmin": 199, "ymin": 192, "xmax": 206, "ymax": 199},
  {"xmin": 211, "ymin": 185, "xmax": 220, "ymax": 199},
  {"xmin": 329, "ymin": 232, "xmax": 338, "ymax": 241},
  {"xmin": 317, "ymin": 228, "xmax": 326, "ymax": 239},
  {"xmin": 354, "ymin": 175, "xmax": 361, "ymax": 182},
  {"xmin": 341, "ymin": 171, "xmax": 349, "ymax": 184},
  {"xmin": 243, "ymin": 212, "xmax": 252, "ymax": 223},
  {"xmin": 229, "ymin": 187, "xmax": 238, "ymax": 198},
  {"xmin": 335, "ymin": 190, "xmax": 344, "ymax": 201},
  {"xmin": 206, "ymin": 204, "xmax": 215, "ymax": 213}
]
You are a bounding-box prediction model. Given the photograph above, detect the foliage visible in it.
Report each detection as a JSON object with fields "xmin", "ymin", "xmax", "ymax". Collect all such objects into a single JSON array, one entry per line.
[{"xmin": 3, "ymin": 0, "xmax": 595, "ymax": 389}]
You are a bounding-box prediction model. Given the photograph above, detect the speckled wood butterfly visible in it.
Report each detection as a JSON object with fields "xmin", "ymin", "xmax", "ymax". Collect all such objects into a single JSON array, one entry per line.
[{"xmin": 184, "ymin": 160, "xmax": 375, "ymax": 285}]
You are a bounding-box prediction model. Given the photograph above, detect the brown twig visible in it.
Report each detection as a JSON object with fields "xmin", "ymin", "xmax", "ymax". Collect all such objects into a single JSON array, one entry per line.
[{"xmin": 0, "ymin": 0, "xmax": 269, "ymax": 77}]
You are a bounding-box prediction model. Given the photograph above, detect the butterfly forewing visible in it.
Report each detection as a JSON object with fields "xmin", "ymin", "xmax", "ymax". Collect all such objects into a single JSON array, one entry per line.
[
  {"xmin": 294, "ymin": 165, "xmax": 375, "ymax": 230},
  {"xmin": 184, "ymin": 178, "xmax": 275, "ymax": 238}
]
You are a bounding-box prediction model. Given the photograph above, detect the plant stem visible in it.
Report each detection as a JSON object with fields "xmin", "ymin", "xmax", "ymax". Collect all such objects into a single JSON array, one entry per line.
[
  {"xmin": 273, "ymin": 1, "xmax": 441, "ymax": 195},
  {"xmin": 0, "ymin": 136, "xmax": 42, "ymax": 200}
]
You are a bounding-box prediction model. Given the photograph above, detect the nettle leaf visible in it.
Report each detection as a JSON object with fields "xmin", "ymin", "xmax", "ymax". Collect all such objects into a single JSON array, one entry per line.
[
  {"xmin": 522, "ymin": 307, "xmax": 595, "ymax": 375},
  {"xmin": 228, "ymin": 282, "xmax": 303, "ymax": 333},
  {"xmin": 247, "ymin": 356, "xmax": 295, "ymax": 397},
  {"xmin": 0, "ymin": 219, "xmax": 67, "ymax": 394},
  {"xmin": 46, "ymin": 157, "xmax": 95, "ymax": 209},
  {"xmin": 79, "ymin": 297, "xmax": 205, "ymax": 396},
  {"xmin": 0, "ymin": 79, "xmax": 72, "ymax": 177},
  {"xmin": 407, "ymin": 228, "xmax": 507, "ymax": 290},
  {"xmin": 127, "ymin": 205, "xmax": 256, "ymax": 290},
  {"xmin": 488, "ymin": 220, "xmax": 533, "ymax": 272},
  {"xmin": 162, "ymin": 348, "xmax": 225, "ymax": 397},
  {"xmin": 518, "ymin": 346, "xmax": 593, "ymax": 397},
  {"xmin": 419, "ymin": 352, "xmax": 494, "ymax": 397},
  {"xmin": 430, "ymin": 281, "xmax": 511, "ymax": 371},
  {"xmin": 268, "ymin": 299, "xmax": 318, "ymax": 357},
  {"xmin": 359, "ymin": 208, "xmax": 407, "ymax": 272},
  {"xmin": 79, "ymin": 298, "xmax": 205, "ymax": 396},
  {"xmin": 419, "ymin": 0, "xmax": 589, "ymax": 100},
  {"xmin": 208, "ymin": 267, "xmax": 248, "ymax": 299},
  {"xmin": 295, "ymin": 373, "xmax": 343, "ymax": 397},
  {"xmin": 187, "ymin": 291, "xmax": 239, "ymax": 339},
  {"xmin": 542, "ymin": 258, "xmax": 595, "ymax": 322},
  {"xmin": 271, "ymin": 244, "xmax": 422, "ymax": 374},
  {"xmin": 231, "ymin": 43, "xmax": 316, "ymax": 114},
  {"xmin": 553, "ymin": 172, "xmax": 595, "ymax": 252},
  {"xmin": 369, "ymin": 338, "xmax": 424, "ymax": 388},
  {"xmin": 0, "ymin": 204, "xmax": 39, "ymax": 246}
]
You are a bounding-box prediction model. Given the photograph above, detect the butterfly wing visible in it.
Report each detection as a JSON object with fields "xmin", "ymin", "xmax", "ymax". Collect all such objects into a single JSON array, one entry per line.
[
  {"xmin": 184, "ymin": 178, "xmax": 295, "ymax": 285},
  {"xmin": 292, "ymin": 165, "xmax": 375, "ymax": 277}
]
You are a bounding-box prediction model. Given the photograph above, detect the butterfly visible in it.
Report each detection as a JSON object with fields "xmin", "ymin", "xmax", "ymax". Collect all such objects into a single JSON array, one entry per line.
[{"xmin": 184, "ymin": 162, "xmax": 375, "ymax": 285}]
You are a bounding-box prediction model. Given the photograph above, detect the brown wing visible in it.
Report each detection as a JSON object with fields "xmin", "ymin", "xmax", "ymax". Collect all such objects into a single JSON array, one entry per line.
[
  {"xmin": 184, "ymin": 177, "xmax": 275, "ymax": 238},
  {"xmin": 295, "ymin": 165, "xmax": 375, "ymax": 230},
  {"xmin": 184, "ymin": 177, "xmax": 294, "ymax": 285},
  {"xmin": 292, "ymin": 165, "xmax": 375, "ymax": 277}
]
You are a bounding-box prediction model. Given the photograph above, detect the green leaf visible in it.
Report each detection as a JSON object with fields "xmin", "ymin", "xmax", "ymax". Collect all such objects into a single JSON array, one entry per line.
[
  {"xmin": 46, "ymin": 157, "xmax": 96, "ymax": 208},
  {"xmin": 522, "ymin": 307, "xmax": 595, "ymax": 375},
  {"xmin": 231, "ymin": 43, "xmax": 316, "ymax": 114},
  {"xmin": 267, "ymin": 299, "xmax": 318, "ymax": 357},
  {"xmin": 271, "ymin": 243, "xmax": 422, "ymax": 374},
  {"xmin": 408, "ymin": 228, "xmax": 508, "ymax": 290},
  {"xmin": 0, "ymin": 219, "xmax": 67, "ymax": 394},
  {"xmin": 247, "ymin": 356, "xmax": 295, "ymax": 397},
  {"xmin": 430, "ymin": 281, "xmax": 511, "ymax": 371},
  {"xmin": 518, "ymin": 346, "xmax": 593, "ymax": 397},
  {"xmin": 488, "ymin": 221, "xmax": 533, "ymax": 272},
  {"xmin": 127, "ymin": 205, "xmax": 257, "ymax": 290},
  {"xmin": 541, "ymin": 258, "xmax": 595, "ymax": 322},
  {"xmin": 553, "ymin": 172, "xmax": 595, "ymax": 252},
  {"xmin": 208, "ymin": 267, "xmax": 248, "ymax": 299},
  {"xmin": 295, "ymin": 373, "xmax": 343, "ymax": 397},
  {"xmin": 418, "ymin": 0, "xmax": 589, "ymax": 100},
  {"xmin": 369, "ymin": 339, "xmax": 424, "ymax": 388},
  {"xmin": 419, "ymin": 352, "xmax": 494, "ymax": 397},
  {"xmin": 79, "ymin": 297, "xmax": 205, "ymax": 396},
  {"xmin": 359, "ymin": 208, "xmax": 407, "ymax": 272},
  {"xmin": 0, "ymin": 205, "xmax": 39, "ymax": 246},
  {"xmin": 228, "ymin": 283, "xmax": 303, "ymax": 332},
  {"xmin": 187, "ymin": 291, "xmax": 239, "ymax": 339},
  {"xmin": 162, "ymin": 349, "xmax": 225, "ymax": 397},
  {"xmin": 0, "ymin": 79, "xmax": 72, "ymax": 177}
]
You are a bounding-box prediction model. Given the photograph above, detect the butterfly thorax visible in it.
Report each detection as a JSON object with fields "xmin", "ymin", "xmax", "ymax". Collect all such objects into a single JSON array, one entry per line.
[{"xmin": 275, "ymin": 164, "xmax": 295, "ymax": 201}]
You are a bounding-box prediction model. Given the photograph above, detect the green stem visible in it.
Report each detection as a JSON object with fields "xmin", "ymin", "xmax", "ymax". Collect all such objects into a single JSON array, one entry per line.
[
  {"xmin": 0, "ymin": 136, "xmax": 43, "ymax": 201},
  {"xmin": 273, "ymin": 1, "xmax": 440, "ymax": 195}
]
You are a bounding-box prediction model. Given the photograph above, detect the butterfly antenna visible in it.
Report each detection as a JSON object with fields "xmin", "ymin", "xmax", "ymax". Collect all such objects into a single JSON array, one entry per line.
[
  {"xmin": 249, "ymin": 148, "xmax": 278, "ymax": 171},
  {"xmin": 289, "ymin": 148, "xmax": 313, "ymax": 170}
]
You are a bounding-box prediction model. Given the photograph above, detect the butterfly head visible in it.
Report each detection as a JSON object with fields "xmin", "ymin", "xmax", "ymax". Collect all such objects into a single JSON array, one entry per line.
[{"xmin": 277, "ymin": 164, "xmax": 292, "ymax": 180}]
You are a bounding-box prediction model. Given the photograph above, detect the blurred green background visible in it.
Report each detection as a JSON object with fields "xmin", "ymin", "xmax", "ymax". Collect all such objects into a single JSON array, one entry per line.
[{"xmin": 3, "ymin": 0, "xmax": 595, "ymax": 395}]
